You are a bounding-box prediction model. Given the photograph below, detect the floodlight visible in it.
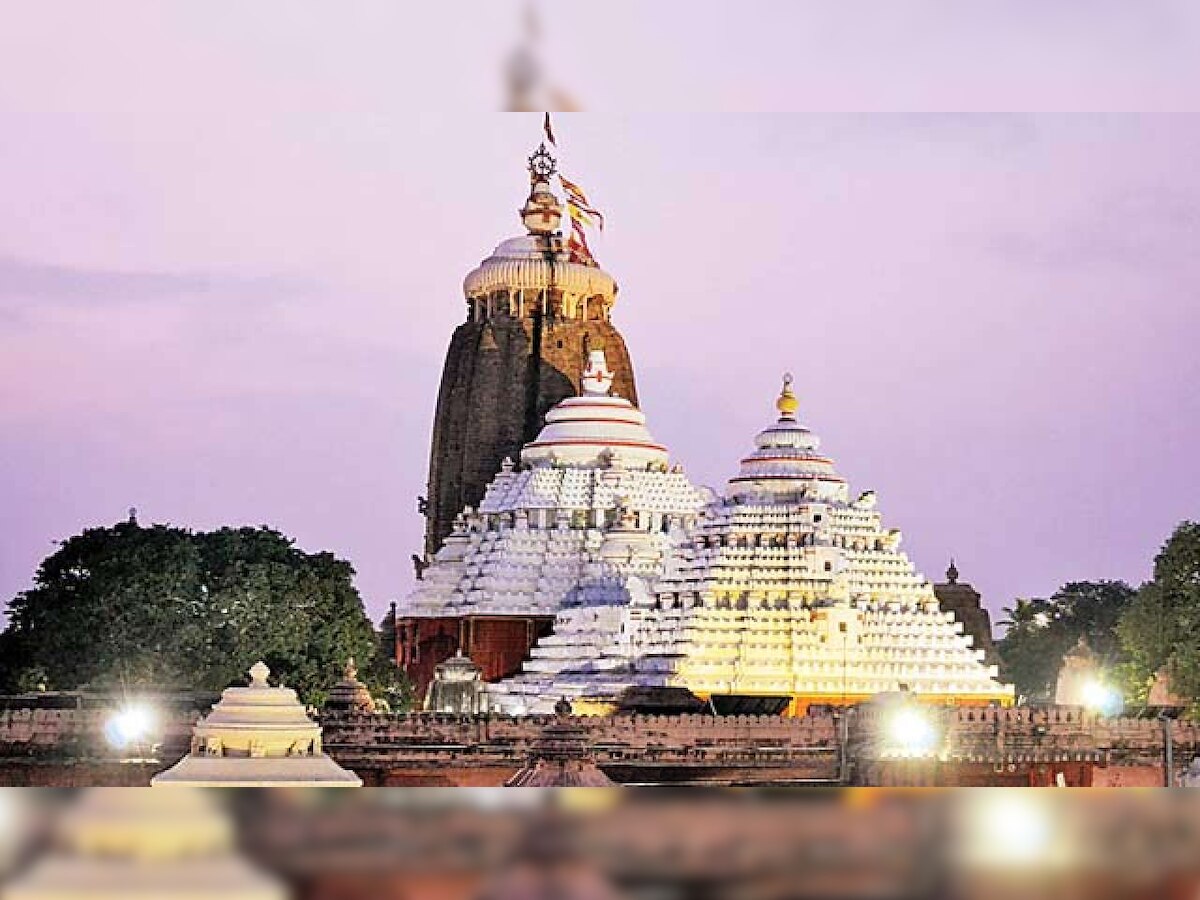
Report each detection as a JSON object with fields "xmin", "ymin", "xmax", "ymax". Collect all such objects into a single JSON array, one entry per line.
[
  {"xmin": 104, "ymin": 703, "xmax": 156, "ymax": 750},
  {"xmin": 1081, "ymin": 680, "xmax": 1122, "ymax": 716},
  {"xmin": 883, "ymin": 706, "xmax": 939, "ymax": 757}
]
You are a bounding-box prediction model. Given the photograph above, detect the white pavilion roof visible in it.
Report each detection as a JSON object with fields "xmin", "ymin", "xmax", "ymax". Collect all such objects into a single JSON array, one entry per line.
[
  {"xmin": 404, "ymin": 352, "xmax": 707, "ymax": 619},
  {"xmin": 490, "ymin": 376, "xmax": 1014, "ymax": 713}
]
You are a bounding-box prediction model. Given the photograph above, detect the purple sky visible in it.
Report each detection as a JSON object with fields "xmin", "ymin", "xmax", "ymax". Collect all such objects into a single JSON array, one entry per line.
[{"xmin": 2, "ymin": 7, "xmax": 1200, "ymax": 628}]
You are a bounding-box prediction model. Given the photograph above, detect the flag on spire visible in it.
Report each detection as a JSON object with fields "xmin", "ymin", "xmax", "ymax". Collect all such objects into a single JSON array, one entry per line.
[
  {"xmin": 543, "ymin": 117, "xmax": 604, "ymax": 264},
  {"xmin": 558, "ymin": 173, "xmax": 605, "ymax": 231},
  {"xmin": 567, "ymin": 217, "xmax": 596, "ymax": 265}
]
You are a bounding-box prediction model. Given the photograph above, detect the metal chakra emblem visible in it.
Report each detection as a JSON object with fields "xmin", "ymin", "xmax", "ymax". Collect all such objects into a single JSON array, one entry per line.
[{"xmin": 528, "ymin": 142, "xmax": 557, "ymax": 178}]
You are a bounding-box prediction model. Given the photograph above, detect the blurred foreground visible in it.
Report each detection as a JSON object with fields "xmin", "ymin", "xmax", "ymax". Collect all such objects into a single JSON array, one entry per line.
[{"xmin": 3, "ymin": 788, "xmax": 1200, "ymax": 899}]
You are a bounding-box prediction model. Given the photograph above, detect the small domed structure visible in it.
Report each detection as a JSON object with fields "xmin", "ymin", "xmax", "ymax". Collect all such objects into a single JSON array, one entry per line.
[
  {"xmin": 727, "ymin": 375, "xmax": 848, "ymax": 504},
  {"xmin": 152, "ymin": 662, "xmax": 361, "ymax": 787},
  {"xmin": 423, "ymin": 651, "xmax": 490, "ymax": 715},
  {"xmin": 520, "ymin": 350, "xmax": 668, "ymax": 470},
  {"xmin": 505, "ymin": 698, "xmax": 614, "ymax": 787},
  {"xmin": 325, "ymin": 657, "xmax": 376, "ymax": 715}
]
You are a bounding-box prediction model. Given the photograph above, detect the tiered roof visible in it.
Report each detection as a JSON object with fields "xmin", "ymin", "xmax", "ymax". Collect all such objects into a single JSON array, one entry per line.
[
  {"xmin": 405, "ymin": 351, "xmax": 708, "ymax": 620},
  {"xmin": 491, "ymin": 377, "xmax": 1013, "ymax": 713}
]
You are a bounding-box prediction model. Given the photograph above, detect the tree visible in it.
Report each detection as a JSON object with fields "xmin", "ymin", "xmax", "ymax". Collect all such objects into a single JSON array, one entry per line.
[
  {"xmin": 0, "ymin": 520, "xmax": 380, "ymax": 704},
  {"xmin": 996, "ymin": 597, "xmax": 1059, "ymax": 701},
  {"xmin": 1119, "ymin": 522, "xmax": 1200, "ymax": 709},
  {"xmin": 996, "ymin": 581, "xmax": 1136, "ymax": 702}
]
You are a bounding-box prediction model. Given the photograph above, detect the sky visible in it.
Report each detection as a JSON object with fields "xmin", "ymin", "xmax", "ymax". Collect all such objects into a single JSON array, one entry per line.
[{"xmin": 2, "ymin": 4, "xmax": 1200, "ymax": 628}]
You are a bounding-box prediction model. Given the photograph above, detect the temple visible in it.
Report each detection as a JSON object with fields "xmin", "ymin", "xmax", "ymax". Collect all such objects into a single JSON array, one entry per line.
[
  {"xmin": 933, "ymin": 559, "xmax": 999, "ymax": 666},
  {"xmin": 488, "ymin": 377, "xmax": 1013, "ymax": 715},
  {"xmin": 422, "ymin": 142, "xmax": 639, "ymax": 560},
  {"xmin": 397, "ymin": 135, "xmax": 1013, "ymax": 716},
  {"xmin": 399, "ymin": 349, "xmax": 705, "ymax": 693}
]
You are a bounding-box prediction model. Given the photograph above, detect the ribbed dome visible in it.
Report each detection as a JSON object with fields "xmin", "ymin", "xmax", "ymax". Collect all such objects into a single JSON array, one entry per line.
[
  {"xmin": 462, "ymin": 233, "xmax": 617, "ymax": 301},
  {"xmin": 521, "ymin": 350, "xmax": 668, "ymax": 470},
  {"xmin": 728, "ymin": 376, "xmax": 846, "ymax": 500}
]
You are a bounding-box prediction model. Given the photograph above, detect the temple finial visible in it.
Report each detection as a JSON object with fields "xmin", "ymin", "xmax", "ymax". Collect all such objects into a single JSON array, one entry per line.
[
  {"xmin": 776, "ymin": 372, "xmax": 799, "ymax": 420},
  {"xmin": 946, "ymin": 558, "xmax": 959, "ymax": 584},
  {"xmin": 581, "ymin": 350, "xmax": 615, "ymax": 396},
  {"xmin": 249, "ymin": 661, "xmax": 270, "ymax": 687},
  {"xmin": 520, "ymin": 143, "xmax": 562, "ymax": 235}
]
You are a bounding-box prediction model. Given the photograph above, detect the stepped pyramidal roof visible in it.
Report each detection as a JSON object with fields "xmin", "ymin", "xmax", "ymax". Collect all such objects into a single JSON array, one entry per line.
[
  {"xmin": 487, "ymin": 375, "xmax": 1013, "ymax": 714},
  {"xmin": 402, "ymin": 132, "xmax": 1011, "ymax": 716},
  {"xmin": 408, "ymin": 350, "xmax": 708, "ymax": 622}
]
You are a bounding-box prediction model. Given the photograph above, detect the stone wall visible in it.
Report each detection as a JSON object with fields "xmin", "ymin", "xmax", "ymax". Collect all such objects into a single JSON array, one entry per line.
[{"xmin": 2, "ymin": 700, "xmax": 1196, "ymax": 787}]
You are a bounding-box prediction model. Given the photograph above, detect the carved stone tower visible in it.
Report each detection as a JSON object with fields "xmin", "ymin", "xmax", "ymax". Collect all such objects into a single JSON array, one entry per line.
[{"xmin": 423, "ymin": 143, "xmax": 638, "ymax": 557}]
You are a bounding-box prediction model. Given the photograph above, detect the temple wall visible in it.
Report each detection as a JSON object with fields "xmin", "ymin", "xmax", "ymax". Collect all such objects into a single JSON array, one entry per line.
[{"xmin": 1, "ymin": 702, "xmax": 1196, "ymax": 786}]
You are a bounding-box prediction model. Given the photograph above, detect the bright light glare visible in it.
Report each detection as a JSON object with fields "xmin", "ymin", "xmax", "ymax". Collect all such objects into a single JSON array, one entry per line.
[
  {"xmin": 965, "ymin": 792, "xmax": 1055, "ymax": 868},
  {"xmin": 1081, "ymin": 680, "xmax": 1122, "ymax": 715},
  {"xmin": 104, "ymin": 704, "xmax": 156, "ymax": 749},
  {"xmin": 885, "ymin": 707, "xmax": 938, "ymax": 756}
]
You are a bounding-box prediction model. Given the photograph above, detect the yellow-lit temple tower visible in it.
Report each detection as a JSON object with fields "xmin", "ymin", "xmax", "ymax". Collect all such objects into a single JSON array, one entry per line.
[{"xmin": 491, "ymin": 377, "xmax": 1014, "ymax": 715}]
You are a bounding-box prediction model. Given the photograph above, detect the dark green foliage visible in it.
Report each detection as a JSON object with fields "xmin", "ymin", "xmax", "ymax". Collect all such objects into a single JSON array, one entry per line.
[
  {"xmin": 360, "ymin": 602, "xmax": 415, "ymax": 712},
  {"xmin": 1118, "ymin": 522, "xmax": 1200, "ymax": 709},
  {"xmin": 0, "ymin": 520, "xmax": 381, "ymax": 704},
  {"xmin": 997, "ymin": 581, "xmax": 1136, "ymax": 703}
]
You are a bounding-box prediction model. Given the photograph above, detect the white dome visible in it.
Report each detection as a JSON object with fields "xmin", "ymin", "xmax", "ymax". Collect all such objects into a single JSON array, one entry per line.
[
  {"xmin": 728, "ymin": 380, "xmax": 846, "ymax": 499},
  {"xmin": 521, "ymin": 351, "xmax": 668, "ymax": 470},
  {"xmin": 463, "ymin": 234, "xmax": 617, "ymax": 301}
]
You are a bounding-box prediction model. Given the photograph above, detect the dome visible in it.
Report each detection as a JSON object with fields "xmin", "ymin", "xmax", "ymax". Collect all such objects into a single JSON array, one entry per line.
[
  {"xmin": 463, "ymin": 233, "xmax": 618, "ymax": 302},
  {"xmin": 521, "ymin": 350, "xmax": 668, "ymax": 469},
  {"xmin": 462, "ymin": 147, "xmax": 618, "ymax": 307},
  {"xmin": 152, "ymin": 662, "xmax": 361, "ymax": 787},
  {"xmin": 728, "ymin": 375, "xmax": 846, "ymax": 500},
  {"xmin": 325, "ymin": 657, "xmax": 376, "ymax": 714}
]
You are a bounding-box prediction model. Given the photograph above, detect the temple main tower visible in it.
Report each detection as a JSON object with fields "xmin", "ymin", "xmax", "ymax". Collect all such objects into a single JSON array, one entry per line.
[{"xmin": 423, "ymin": 143, "xmax": 638, "ymax": 558}]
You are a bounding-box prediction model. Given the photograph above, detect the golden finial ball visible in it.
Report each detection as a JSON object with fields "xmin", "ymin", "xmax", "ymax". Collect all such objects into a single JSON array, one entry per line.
[{"xmin": 776, "ymin": 372, "xmax": 799, "ymax": 418}]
